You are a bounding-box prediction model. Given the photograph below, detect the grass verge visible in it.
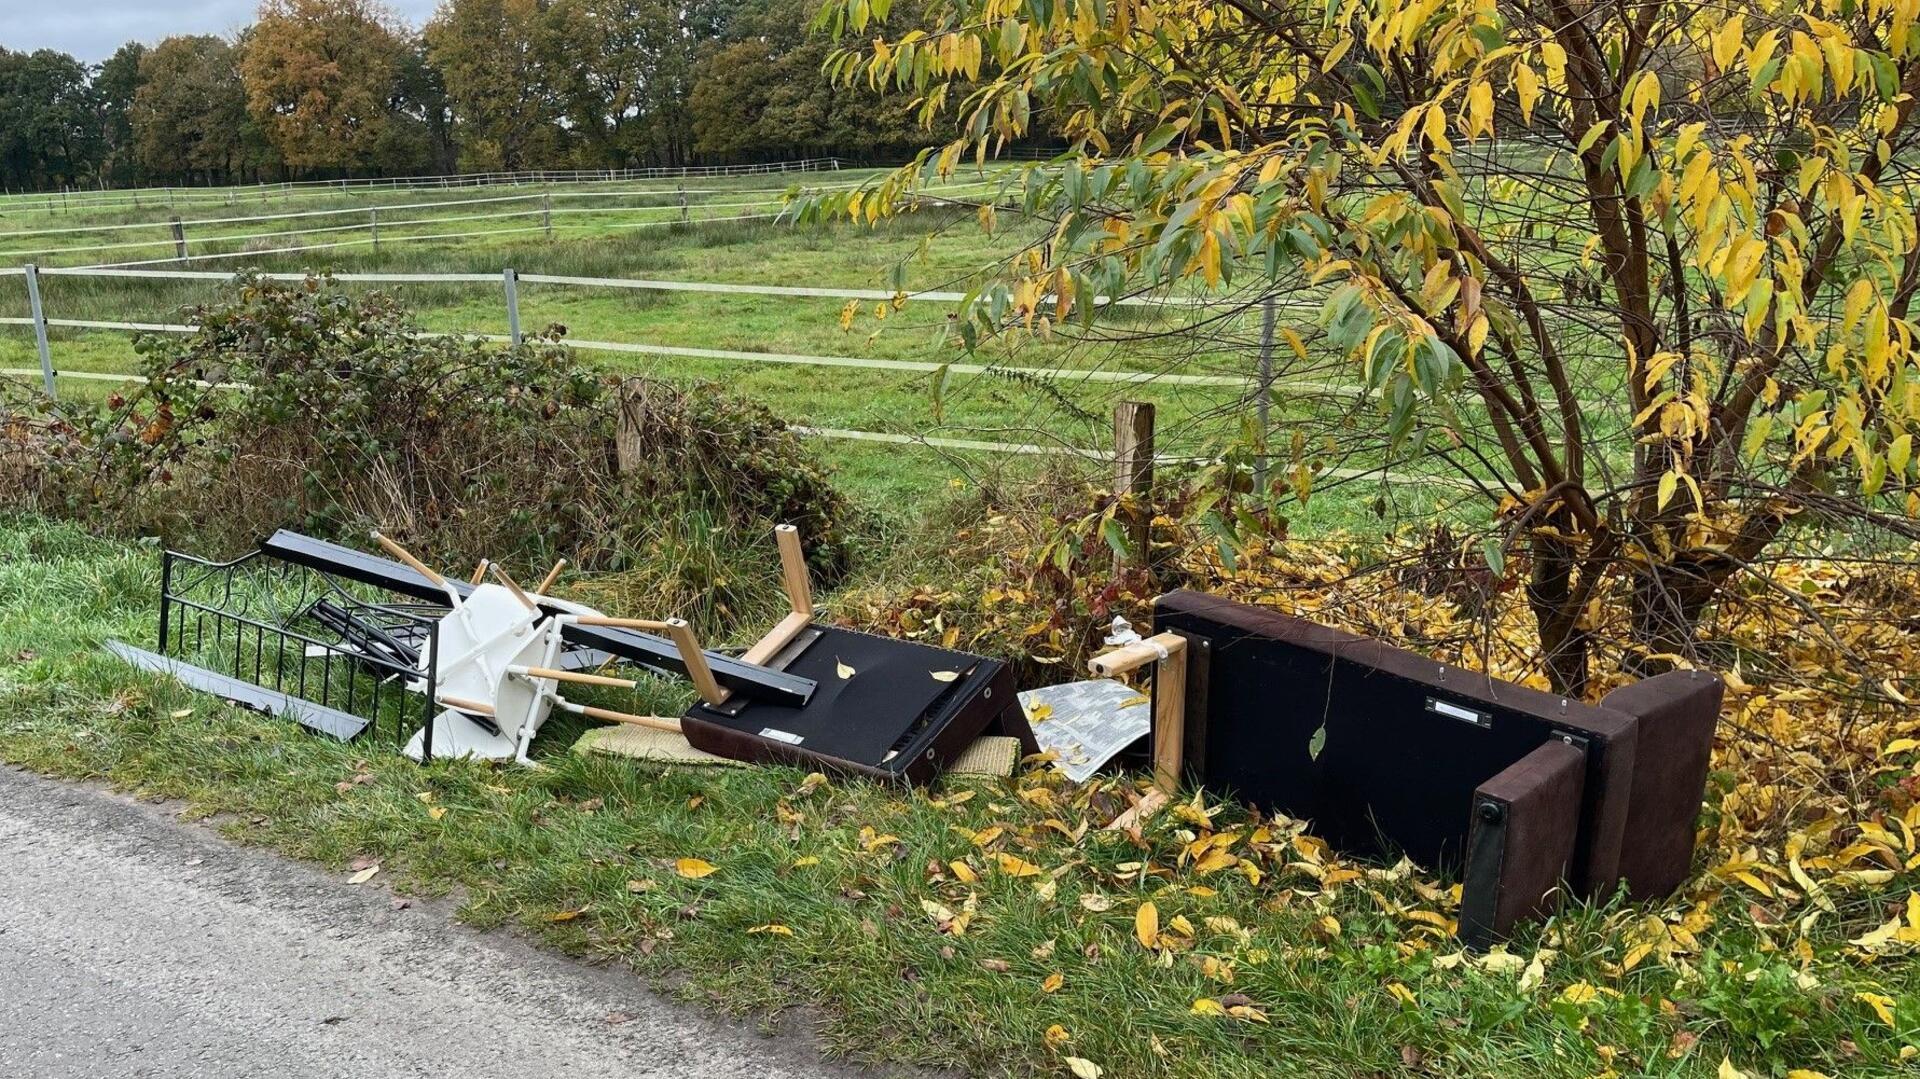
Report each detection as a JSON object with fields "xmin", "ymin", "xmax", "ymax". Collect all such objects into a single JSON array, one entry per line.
[{"xmin": 1, "ymin": 513, "xmax": 1913, "ymax": 1078}]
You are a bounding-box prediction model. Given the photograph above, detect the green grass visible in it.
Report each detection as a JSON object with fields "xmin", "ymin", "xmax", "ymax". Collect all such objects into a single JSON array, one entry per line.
[
  {"xmin": 2, "ymin": 512, "xmax": 1912, "ymax": 1078},
  {"xmin": 0, "ymin": 199, "xmax": 1459, "ymax": 531}
]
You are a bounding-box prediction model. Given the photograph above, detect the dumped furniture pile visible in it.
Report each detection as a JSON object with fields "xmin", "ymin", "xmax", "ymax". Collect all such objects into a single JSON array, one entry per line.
[
  {"xmin": 110, "ymin": 533, "xmax": 1722, "ymax": 944},
  {"xmin": 107, "ymin": 525, "xmax": 1035, "ymax": 779}
]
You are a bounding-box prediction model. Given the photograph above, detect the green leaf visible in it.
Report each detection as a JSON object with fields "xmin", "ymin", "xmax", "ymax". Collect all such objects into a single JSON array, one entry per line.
[
  {"xmin": 1140, "ymin": 120, "xmax": 1186, "ymax": 155},
  {"xmin": 1482, "ymin": 535, "xmax": 1506, "ymax": 577}
]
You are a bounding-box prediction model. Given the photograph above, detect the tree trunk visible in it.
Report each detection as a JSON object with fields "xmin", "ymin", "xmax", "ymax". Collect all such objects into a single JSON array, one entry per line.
[
  {"xmin": 1527, "ymin": 532, "xmax": 1590, "ymax": 697},
  {"xmin": 1624, "ymin": 560, "xmax": 1722, "ymax": 677}
]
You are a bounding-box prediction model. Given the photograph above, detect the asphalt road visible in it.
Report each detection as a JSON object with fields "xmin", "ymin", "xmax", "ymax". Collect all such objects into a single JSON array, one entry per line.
[{"xmin": 0, "ymin": 765, "xmax": 870, "ymax": 1079}]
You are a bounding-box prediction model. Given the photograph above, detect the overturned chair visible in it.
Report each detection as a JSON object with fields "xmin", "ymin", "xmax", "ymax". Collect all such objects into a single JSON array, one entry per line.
[{"xmin": 1097, "ymin": 590, "xmax": 1723, "ymax": 947}]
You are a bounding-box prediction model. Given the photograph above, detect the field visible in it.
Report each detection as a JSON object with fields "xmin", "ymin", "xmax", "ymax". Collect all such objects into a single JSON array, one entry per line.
[{"xmin": 0, "ymin": 165, "xmax": 1480, "ymax": 533}]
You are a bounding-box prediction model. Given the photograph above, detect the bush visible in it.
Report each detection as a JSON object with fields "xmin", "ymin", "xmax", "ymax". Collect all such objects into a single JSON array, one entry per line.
[{"xmin": 0, "ymin": 273, "xmax": 855, "ymax": 638}]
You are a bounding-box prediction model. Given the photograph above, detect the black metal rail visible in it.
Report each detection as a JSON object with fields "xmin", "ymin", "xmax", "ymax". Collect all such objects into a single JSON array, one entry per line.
[{"xmin": 156, "ymin": 546, "xmax": 445, "ymax": 758}]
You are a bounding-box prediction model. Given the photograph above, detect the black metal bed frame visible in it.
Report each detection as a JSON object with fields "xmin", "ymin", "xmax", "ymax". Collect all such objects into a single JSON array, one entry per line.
[{"xmin": 154, "ymin": 546, "xmax": 445, "ymax": 758}]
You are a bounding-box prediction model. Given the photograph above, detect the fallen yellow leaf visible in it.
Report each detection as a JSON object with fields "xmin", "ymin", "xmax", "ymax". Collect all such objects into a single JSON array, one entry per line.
[
  {"xmin": 675, "ymin": 857, "xmax": 718, "ymax": 879},
  {"xmin": 1135, "ymin": 901, "xmax": 1160, "ymax": 949},
  {"xmin": 747, "ymin": 924, "xmax": 794, "ymax": 936},
  {"xmin": 1041, "ymin": 971, "xmax": 1064, "ymax": 993},
  {"xmin": 998, "ymin": 853, "xmax": 1042, "ymax": 877},
  {"xmin": 1857, "ymin": 991, "xmax": 1898, "ymax": 1027}
]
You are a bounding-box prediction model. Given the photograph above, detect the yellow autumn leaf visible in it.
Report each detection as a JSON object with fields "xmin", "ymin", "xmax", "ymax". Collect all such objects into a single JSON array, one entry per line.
[
  {"xmin": 950, "ymin": 860, "xmax": 978, "ymax": 882},
  {"xmin": 998, "ymin": 853, "xmax": 1043, "ymax": 877},
  {"xmin": 1044, "ymin": 1024, "xmax": 1071, "ymax": 1047},
  {"xmin": 1041, "ymin": 971, "xmax": 1064, "ymax": 993},
  {"xmin": 1193, "ymin": 850, "xmax": 1237, "ymax": 874},
  {"xmin": 791, "ymin": 855, "xmax": 820, "ymax": 868},
  {"xmin": 428, "ymin": 805, "xmax": 448, "ymax": 820},
  {"xmin": 836, "ymin": 658, "xmax": 856, "ymax": 679},
  {"xmin": 930, "ymin": 669, "xmax": 960, "ymax": 682},
  {"xmin": 1718, "ymin": 1058, "xmax": 1751, "ymax": 1079},
  {"xmin": 675, "ymin": 857, "xmax": 719, "ymax": 879},
  {"xmin": 1064, "ymin": 1057, "xmax": 1103, "ymax": 1079},
  {"xmin": 1856, "ymin": 991, "xmax": 1898, "ymax": 1027},
  {"xmin": 1386, "ymin": 982, "xmax": 1416, "ymax": 1006},
  {"xmin": 747, "ymin": 924, "xmax": 794, "ymax": 936},
  {"xmin": 1135, "ymin": 901, "xmax": 1160, "ymax": 949},
  {"xmin": 1190, "ymin": 997, "xmax": 1227, "ymax": 1015},
  {"xmin": 1558, "ymin": 981, "xmax": 1599, "ymax": 1005}
]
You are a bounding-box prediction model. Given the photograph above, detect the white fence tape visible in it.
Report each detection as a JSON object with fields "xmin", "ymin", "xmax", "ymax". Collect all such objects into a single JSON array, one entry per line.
[
  {"xmin": 27, "ymin": 263, "xmax": 1225, "ymax": 310},
  {"xmin": 0, "ymin": 311, "xmax": 1259, "ymax": 388},
  {"xmin": 0, "ymin": 177, "xmax": 997, "ymax": 243},
  {"xmin": 0, "ymin": 364, "xmax": 1476, "ymax": 486},
  {"xmin": 0, "ymin": 158, "xmax": 852, "ymax": 212}
]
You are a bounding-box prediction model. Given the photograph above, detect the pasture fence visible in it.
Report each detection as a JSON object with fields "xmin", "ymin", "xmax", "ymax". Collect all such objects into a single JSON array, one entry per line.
[
  {"xmin": 0, "ymin": 261, "xmax": 1498, "ymax": 491},
  {"xmin": 0, "ymin": 158, "xmax": 850, "ymax": 215}
]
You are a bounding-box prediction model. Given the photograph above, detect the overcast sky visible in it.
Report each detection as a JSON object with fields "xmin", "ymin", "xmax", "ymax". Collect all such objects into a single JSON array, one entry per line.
[{"xmin": 6, "ymin": 1, "xmax": 445, "ymax": 64}]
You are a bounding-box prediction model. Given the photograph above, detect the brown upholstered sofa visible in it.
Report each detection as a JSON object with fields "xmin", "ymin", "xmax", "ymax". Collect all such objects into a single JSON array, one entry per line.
[{"xmin": 1152, "ymin": 590, "xmax": 1723, "ymax": 946}]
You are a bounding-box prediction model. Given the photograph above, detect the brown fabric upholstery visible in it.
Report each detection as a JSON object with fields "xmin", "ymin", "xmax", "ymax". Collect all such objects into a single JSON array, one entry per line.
[
  {"xmin": 1460, "ymin": 740, "xmax": 1587, "ymax": 948},
  {"xmin": 1597, "ymin": 670, "xmax": 1725, "ymax": 901},
  {"xmin": 1151, "ymin": 590, "xmax": 1722, "ymax": 941},
  {"xmin": 1154, "ymin": 589, "xmax": 1637, "ymax": 890}
]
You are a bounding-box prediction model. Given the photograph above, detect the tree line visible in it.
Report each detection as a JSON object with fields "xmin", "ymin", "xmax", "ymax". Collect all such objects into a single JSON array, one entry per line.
[{"xmin": 0, "ymin": 0, "xmax": 939, "ymax": 192}]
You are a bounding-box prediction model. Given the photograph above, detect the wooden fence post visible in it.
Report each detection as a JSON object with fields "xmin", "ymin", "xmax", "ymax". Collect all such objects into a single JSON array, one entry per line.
[
  {"xmin": 1113, "ymin": 400, "xmax": 1155, "ymax": 576},
  {"xmin": 614, "ymin": 378, "xmax": 645, "ymax": 474},
  {"xmin": 369, "ymin": 207, "xmax": 379, "ymax": 250},
  {"xmin": 169, "ymin": 216, "xmax": 187, "ymax": 261},
  {"xmin": 542, "ymin": 193, "xmax": 553, "ymax": 238}
]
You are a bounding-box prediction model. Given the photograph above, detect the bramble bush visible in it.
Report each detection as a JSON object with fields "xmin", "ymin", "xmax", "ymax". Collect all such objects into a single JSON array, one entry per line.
[{"xmin": 0, "ymin": 273, "xmax": 855, "ymax": 636}]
